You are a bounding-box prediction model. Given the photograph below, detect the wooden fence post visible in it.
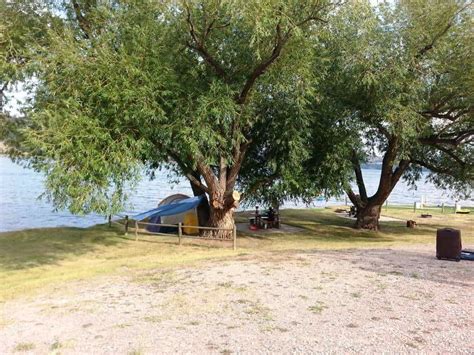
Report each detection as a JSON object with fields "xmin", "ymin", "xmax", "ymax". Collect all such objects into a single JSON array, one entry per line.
[
  {"xmin": 233, "ymin": 224, "xmax": 237, "ymax": 251},
  {"xmin": 125, "ymin": 215, "xmax": 129, "ymax": 235},
  {"xmin": 178, "ymin": 223, "xmax": 182, "ymax": 246},
  {"xmin": 135, "ymin": 221, "xmax": 139, "ymax": 241}
]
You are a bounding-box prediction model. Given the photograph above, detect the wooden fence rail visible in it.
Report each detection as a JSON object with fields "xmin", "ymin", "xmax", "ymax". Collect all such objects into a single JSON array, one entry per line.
[{"xmin": 111, "ymin": 216, "xmax": 237, "ymax": 250}]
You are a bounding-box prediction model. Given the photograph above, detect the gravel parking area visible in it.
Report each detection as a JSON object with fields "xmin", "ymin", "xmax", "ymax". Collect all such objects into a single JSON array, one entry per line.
[{"xmin": 1, "ymin": 246, "xmax": 473, "ymax": 354}]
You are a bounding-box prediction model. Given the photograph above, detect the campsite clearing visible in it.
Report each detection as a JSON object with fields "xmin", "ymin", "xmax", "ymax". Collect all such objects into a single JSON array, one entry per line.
[
  {"xmin": 1, "ymin": 246, "xmax": 473, "ymax": 353},
  {"xmin": 0, "ymin": 207, "xmax": 473, "ymax": 353},
  {"xmin": 0, "ymin": 207, "xmax": 472, "ymax": 303}
]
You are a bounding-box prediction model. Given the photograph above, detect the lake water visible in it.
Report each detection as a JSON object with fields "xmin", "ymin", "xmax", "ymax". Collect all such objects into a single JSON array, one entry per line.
[{"xmin": 0, "ymin": 156, "xmax": 472, "ymax": 232}]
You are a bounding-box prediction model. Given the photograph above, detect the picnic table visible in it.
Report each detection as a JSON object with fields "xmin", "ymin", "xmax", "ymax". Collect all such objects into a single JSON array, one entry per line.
[{"xmin": 248, "ymin": 213, "xmax": 280, "ymax": 229}]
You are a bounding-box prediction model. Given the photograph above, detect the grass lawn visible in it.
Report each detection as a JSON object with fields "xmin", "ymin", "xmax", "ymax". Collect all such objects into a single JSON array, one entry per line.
[{"xmin": 0, "ymin": 207, "xmax": 472, "ymax": 303}]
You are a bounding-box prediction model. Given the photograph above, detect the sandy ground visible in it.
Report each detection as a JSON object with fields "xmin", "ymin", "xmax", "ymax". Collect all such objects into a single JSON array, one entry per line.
[{"xmin": 1, "ymin": 246, "xmax": 473, "ymax": 354}]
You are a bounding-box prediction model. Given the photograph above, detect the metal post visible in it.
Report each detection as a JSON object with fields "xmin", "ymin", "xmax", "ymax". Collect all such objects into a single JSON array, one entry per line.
[
  {"xmin": 134, "ymin": 221, "xmax": 139, "ymax": 241},
  {"xmin": 442, "ymin": 203, "xmax": 445, "ymax": 213},
  {"xmin": 125, "ymin": 215, "xmax": 129, "ymax": 235},
  {"xmin": 108, "ymin": 214, "xmax": 112, "ymax": 228},
  {"xmin": 345, "ymin": 196, "xmax": 348, "ymax": 206},
  {"xmin": 232, "ymin": 224, "xmax": 237, "ymax": 251},
  {"xmin": 385, "ymin": 200, "xmax": 388, "ymax": 211},
  {"xmin": 178, "ymin": 222, "xmax": 182, "ymax": 246},
  {"xmin": 413, "ymin": 202, "xmax": 416, "ymax": 213}
]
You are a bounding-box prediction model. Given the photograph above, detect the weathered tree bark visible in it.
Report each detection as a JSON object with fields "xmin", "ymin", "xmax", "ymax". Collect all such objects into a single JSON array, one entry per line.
[
  {"xmin": 188, "ymin": 171, "xmax": 210, "ymax": 227},
  {"xmin": 201, "ymin": 188, "xmax": 239, "ymax": 239},
  {"xmin": 355, "ymin": 203, "xmax": 382, "ymax": 230},
  {"xmin": 205, "ymin": 204, "xmax": 235, "ymax": 239}
]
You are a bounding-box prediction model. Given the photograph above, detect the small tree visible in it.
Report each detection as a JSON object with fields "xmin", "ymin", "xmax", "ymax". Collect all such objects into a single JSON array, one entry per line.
[
  {"xmin": 14, "ymin": 0, "xmax": 335, "ymax": 237},
  {"xmin": 310, "ymin": 0, "xmax": 473, "ymax": 230}
]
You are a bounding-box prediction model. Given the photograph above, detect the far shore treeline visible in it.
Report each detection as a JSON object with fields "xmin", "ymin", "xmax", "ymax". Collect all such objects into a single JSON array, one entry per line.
[{"xmin": 0, "ymin": 0, "xmax": 472, "ymax": 234}]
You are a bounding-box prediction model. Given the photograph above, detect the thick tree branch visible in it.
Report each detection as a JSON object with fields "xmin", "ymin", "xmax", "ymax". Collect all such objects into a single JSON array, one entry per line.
[
  {"xmin": 345, "ymin": 187, "xmax": 366, "ymax": 209},
  {"xmin": 420, "ymin": 107, "xmax": 471, "ymax": 121},
  {"xmin": 184, "ymin": 4, "xmax": 229, "ymax": 82},
  {"xmin": 416, "ymin": 3, "xmax": 470, "ymax": 58},
  {"xmin": 391, "ymin": 159, "xmax": 411, "ymax": 189},
  {"xmin": 186, "ymin": 172, "xmax": 210, "ymax": 194},
  {"xmin": 350, "ymin": 152, "xmax": 368, "ymax": 202},
  {"xmin": 297, "ymin": 15, "xmax": 327, "ymax": 26},
  {"xmin": 196, "ymin": 158, "xmax": 218, "ymax": 191},
  {"xmin": 235, "ymin": 8, "xmax": 329, "ymax": 105},
  {"xmin": 370, "ymin": 137, "xmax": 399, "ymax": 204},
  {"xmin": 374, "ymin": 123, "xmax": 391, "ymax": 139},
  {"xmin": 345, "ymin": 187, "xmax": 358, "ymax": 206},
  {"xmin": 416, "ymin": 22, "xmax": 452, "ymax": 58},
  {"xmin": 419, "ymin": 129, "xmax": 474, "ymax": 147},
  {"xmin": 235, "ymin": 22, "xmax": 288, "ymax": 105},
  {"xmin": 219, "ymin": 156, "xmax": 227, "ymax": 189},
  {"xmin": 226, "ymin": 141, "xmax": 250, "ymax": 192},
  {"xmin": 167, "ymin": 150, "xmax": 211, "ymax": 194},
  {"xmin": 0, "ymin": 82, "xmax": 8, "ymax": 110}
]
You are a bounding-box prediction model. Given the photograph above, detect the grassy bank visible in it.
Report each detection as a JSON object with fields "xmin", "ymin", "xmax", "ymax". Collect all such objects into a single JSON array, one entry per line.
[{"xmin": 0, "ymin": 207, "xmax": 472, "ymax": 302}]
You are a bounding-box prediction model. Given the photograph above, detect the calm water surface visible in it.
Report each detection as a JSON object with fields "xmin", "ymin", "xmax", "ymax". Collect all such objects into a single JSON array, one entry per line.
[{"xmin": 0, "ymin": 156, "xmax": 471, "ymax": 232}]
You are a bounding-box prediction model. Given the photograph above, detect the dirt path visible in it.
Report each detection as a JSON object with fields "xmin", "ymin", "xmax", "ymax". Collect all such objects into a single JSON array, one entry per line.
[{"xmin": 1, "ymin": 246, "xmax": 473, "ymax": 354}]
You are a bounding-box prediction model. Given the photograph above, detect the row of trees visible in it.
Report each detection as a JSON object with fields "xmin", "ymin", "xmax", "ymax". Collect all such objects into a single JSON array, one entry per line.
[{"xmin": 1, "ymin": 0, "xmax": 472, "ymax": 234}]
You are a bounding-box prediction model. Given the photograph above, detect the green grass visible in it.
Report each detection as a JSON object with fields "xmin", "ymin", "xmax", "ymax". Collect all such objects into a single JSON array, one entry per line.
[
  {"xmin": 0, "ymin": 207, "xmax": 472, "ymax": 302},
  {"xmin": 380, "ymin": 204, "xmax": 473, "ymax": 224}
]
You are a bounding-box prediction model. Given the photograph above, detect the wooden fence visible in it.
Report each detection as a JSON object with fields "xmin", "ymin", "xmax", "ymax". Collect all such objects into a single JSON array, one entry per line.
[
  {"xmin": 111, "ymin": 215, "xmax": 237, "ymax": 250},
  {"xmin": 343, "ymin": 198, "xmax": 471, "ymax": 214}
]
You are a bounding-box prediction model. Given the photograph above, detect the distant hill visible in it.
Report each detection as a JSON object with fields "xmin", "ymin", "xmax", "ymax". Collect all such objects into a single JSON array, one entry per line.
[{"xmin": 361, "ymin": 163, "xmax": 382, "ymax": 170}]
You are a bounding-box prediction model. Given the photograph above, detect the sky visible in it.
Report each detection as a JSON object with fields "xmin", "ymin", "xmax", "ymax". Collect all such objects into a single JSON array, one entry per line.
[{"xmin": 4, "ymin": 82, "xmax": 32, "ymax": 117}]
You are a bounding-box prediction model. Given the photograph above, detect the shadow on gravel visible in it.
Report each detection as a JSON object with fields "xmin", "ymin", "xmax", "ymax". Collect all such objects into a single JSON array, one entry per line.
[{"xmin": 308, "ymin": 248, "xmax": 474, "ymax": 288}]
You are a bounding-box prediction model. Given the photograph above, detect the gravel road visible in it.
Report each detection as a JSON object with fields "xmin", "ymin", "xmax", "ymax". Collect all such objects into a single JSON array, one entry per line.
[{"xmin": 1, "ymin": 246, "xmax": 473, "ymax": 354}]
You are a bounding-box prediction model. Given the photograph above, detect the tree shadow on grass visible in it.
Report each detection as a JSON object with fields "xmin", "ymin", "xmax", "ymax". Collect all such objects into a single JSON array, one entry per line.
[
  {"xmin": 0, "ymin": 224, "xmax": 124, "ymax": 271},
  {"xmin": 1, "ymin": 208, "xmax": 470, "ymax": 272},
  {"xmin": 279, "ymin": 208, "xmax": 472, "ymax": 244}
]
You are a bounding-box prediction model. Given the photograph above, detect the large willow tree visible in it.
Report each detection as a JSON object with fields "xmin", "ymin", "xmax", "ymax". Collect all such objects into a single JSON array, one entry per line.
[
  {"xmin": 13, "ymin": 0, "xmax": 334, "ymax": 236},
  {"xmin": 311, "ymin": 0, "xmax": 473, "ymax": 230}
]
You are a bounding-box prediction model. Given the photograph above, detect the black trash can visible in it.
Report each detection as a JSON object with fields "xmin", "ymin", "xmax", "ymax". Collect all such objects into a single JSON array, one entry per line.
[{"xmin": 436, "ymin": 228, "xmax": 462, "ymax": 261}]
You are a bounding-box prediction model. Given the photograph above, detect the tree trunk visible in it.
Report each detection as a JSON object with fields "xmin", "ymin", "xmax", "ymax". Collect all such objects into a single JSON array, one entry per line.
[
  {"xmin": 355, "ymin": 203, "xmax": 382, "ymax": 231},
  {"xmin": 347, "ymin": 137, "xmax": 410, "ymax": 231},
  {"xmin": 189, "ymin": 174, "xmax": 210, "ymax": 227},
  {"xmin": 195, "ymin": 197, "xmax": 210, "ymax": 228},
  {"xmin": 203, "ymin": 206, "xmax": 235, "ymax": 239}
]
